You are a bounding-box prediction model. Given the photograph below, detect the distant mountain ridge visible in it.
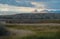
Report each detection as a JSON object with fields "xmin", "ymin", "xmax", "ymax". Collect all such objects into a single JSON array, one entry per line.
[
  {"xmin": 0, "ymin": 13, "xmax": 60, "ymax": 19},
  {"xmin": 0, "ymin": 13, "xmax": 60, "ymax": 23}
]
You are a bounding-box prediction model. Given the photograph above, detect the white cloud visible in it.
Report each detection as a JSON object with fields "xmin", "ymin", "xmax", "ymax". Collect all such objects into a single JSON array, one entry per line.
[
  {"xmin": 0, "ymin": 3, "xmax": 59, "ymax": 15},
  {"xmin": 0, "ymin": 4, "xmax": 35, "ymax": 13},
  {"xmin": 31, "ymin": 2, "xmax": 47, "ymax": 9}
]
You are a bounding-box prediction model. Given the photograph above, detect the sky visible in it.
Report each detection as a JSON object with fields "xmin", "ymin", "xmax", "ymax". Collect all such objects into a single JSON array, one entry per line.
[{"xmin": 0, "ymin": 0, "xmax": 60, "ymax": 15}]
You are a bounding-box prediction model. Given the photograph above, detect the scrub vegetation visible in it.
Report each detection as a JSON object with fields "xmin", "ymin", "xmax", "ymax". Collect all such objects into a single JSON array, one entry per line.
[{"xmin": 3, "ymin": 24, "xmax": 60, "ymax": 39}]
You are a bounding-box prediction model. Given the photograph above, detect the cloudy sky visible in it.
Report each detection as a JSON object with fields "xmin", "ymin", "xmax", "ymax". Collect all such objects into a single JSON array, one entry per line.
[{"xmin": 0, "ymin": 0, "xmax": 60, "ymax": 15}]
